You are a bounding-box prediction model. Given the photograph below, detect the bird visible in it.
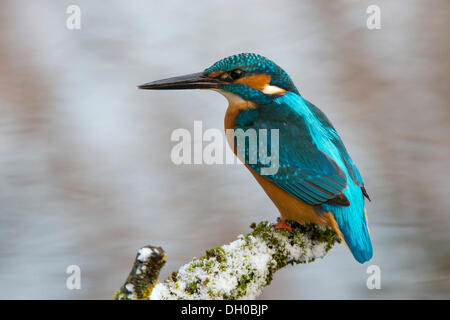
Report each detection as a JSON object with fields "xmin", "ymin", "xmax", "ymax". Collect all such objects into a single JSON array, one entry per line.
[{"xmin": 138, "ymin": 53, "xmax": 373, "ymax": 263}]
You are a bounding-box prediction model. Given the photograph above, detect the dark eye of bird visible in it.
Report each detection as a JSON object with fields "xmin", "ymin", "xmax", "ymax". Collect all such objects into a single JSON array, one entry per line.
[{"xmin": 230, "ymin": 69, "xmax": 244, "ymax": 80}]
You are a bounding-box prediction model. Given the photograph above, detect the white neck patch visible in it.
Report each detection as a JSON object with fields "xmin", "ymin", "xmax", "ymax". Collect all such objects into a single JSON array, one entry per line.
[{"xmin": 262, "ymin": 84, "xmax": 286, "ymax": 95}]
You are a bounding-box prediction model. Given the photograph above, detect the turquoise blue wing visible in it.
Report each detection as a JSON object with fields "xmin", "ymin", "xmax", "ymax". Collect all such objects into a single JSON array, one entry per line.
[
  {"xmin": 305, "ymin": 99, "xmax": 370, "ymax": 200},
  {"xmin": 234, "ymin": 102, "xmax": 349, "ymax": 206}
]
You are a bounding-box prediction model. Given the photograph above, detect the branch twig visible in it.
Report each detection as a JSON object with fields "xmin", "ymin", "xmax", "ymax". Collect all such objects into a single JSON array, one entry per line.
[
  {"xmin": 114, "ymin": 221, "xmax": 340, "ymax": 300},
  {"xmin": 114, "ymin": 245, "xmax": 166, "ymax": 300}
]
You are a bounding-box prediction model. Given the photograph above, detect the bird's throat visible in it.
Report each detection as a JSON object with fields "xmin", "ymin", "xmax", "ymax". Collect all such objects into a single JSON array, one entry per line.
[{"xmin": 216, "ymin": 90, "xmax": 257, "ymax": 131}]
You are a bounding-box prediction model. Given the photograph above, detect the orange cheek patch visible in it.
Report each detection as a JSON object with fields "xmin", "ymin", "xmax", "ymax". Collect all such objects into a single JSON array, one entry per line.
[{"xmin": 235, "ymin": 74, "xmax": 271, "ymax": 91}]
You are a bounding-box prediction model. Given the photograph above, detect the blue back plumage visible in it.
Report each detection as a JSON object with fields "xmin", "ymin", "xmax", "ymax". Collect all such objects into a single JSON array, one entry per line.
[{"xmin": 234, "ymin": 92, "xmax": 373, "ymax": 263}]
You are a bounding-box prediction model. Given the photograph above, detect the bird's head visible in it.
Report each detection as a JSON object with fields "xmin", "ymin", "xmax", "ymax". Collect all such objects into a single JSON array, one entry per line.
[{"xmin": 138, "ymin": 53, "xmax": 299, "ymax": 105}]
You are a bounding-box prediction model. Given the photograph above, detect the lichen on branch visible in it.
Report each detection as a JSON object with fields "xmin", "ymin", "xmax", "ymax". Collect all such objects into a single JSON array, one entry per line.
[
  {"xmin": 114, "ymin": 245, "xmax": 166, "ymax": 300},
  {"xmin": 115, "ymin": 221, "xmax": 340, "ymax": 300}
]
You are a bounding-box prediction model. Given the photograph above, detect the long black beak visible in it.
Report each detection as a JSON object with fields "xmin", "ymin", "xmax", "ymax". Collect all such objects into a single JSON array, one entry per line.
[{"xmin": 138, "ymin": 72, "xmax": 221, "ymax": 90}]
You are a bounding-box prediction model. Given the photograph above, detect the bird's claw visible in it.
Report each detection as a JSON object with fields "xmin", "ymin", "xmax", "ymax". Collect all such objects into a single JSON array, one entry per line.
[{"xmin": 272, "ymin": 217, "xmax": 293, "ymax": 233}]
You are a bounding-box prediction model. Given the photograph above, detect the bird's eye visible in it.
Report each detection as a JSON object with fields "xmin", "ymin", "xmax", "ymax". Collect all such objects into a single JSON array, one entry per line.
[{"xmin": 230, "ymin": 69, "xmax": 244, "ymax": 80}]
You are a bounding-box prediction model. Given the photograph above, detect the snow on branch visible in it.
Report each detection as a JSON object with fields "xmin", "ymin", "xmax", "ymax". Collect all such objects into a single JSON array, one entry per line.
[{"xmin": 114, "ymin": 221, "xmax": 340, "ymax": 300}]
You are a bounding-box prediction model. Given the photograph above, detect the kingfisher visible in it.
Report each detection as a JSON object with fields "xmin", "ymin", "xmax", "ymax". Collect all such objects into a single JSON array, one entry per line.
[{"xmin": 138, "ymin": 53, "xmax": 373, "ymax": 263}]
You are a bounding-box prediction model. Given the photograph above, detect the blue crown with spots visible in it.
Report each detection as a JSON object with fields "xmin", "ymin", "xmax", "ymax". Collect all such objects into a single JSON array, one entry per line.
[{"xmin": 204, "ymin": 53, "xmax": 299, "ymax": 94}]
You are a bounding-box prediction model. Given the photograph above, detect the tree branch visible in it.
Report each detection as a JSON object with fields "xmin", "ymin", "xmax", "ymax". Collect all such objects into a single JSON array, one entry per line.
[{"xmin": 114, "ymin": 221, "xmax": 340, "ymax": 300}]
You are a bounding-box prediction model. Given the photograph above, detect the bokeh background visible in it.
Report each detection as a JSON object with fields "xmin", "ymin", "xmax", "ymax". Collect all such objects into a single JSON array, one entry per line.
[{"xmin": 0, "ymin": 0, "xmax": 449, "ymax": 299}]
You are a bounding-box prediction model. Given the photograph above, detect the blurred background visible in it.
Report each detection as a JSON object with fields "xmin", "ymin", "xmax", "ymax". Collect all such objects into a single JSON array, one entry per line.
[{"xmin": 0, "ymin": 0, "xmax": 449, "ymax": 299}]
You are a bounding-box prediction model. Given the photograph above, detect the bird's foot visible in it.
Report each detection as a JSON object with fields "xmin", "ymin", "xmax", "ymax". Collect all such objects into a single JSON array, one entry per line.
[{"xmin": 272, "ymin": 217, "xmax": 293, "ymax": 233}]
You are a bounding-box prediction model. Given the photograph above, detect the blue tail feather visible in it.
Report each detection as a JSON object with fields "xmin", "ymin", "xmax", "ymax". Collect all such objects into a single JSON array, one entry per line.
[{"xmin": 322, "ymin": 182, "xmax": 373, "ymax": 263}]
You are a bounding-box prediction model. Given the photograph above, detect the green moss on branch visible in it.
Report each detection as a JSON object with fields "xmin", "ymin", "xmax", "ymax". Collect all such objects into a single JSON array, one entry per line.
[{"xmin": 114, "ymin": 245, "xmax": 166, "ymax": 300}]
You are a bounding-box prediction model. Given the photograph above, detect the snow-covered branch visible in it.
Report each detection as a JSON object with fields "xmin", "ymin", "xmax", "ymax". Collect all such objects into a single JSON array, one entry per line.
[{"xmin": 114, "ymin": 221, "xmax": 340, "ymax": 300}]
